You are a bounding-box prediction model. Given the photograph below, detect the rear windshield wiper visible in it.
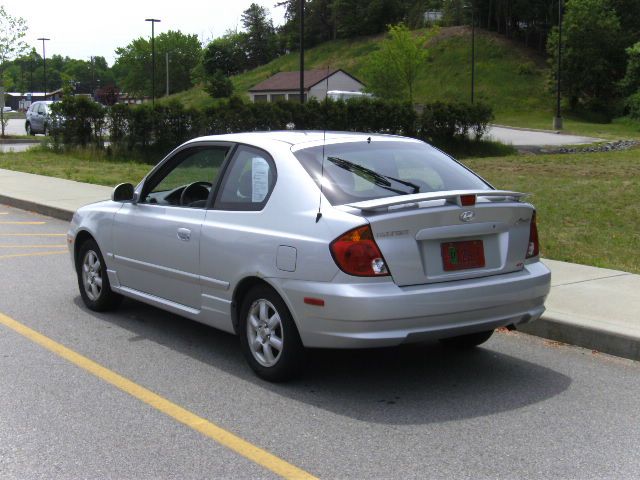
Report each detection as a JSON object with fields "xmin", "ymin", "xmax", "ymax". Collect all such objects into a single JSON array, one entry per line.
[{"xmin": 326, "ymin": 156, "xmax": 419, "ymax": 195}]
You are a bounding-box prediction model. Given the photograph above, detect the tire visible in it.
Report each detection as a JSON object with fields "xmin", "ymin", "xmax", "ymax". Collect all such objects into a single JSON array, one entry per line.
[
  {"xmin": 76, "ymin": 238, "xmax": 122, "ymax": 312},
  {"xmin": 439, "ymin": 329, "xmax": 494, "ymax": 349},
  {"xmin": 25, "ymin": 122, "xmax": 34, "ymax": 136},
  {"xmin": 238, "ymin": 285, "xmax": 306, "ymax": 382}
]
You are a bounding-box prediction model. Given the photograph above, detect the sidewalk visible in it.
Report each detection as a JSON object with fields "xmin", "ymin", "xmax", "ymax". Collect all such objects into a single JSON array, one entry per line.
[{"xmin": 1, "ymin": 167, "xmax": 638, "ymax": 362}]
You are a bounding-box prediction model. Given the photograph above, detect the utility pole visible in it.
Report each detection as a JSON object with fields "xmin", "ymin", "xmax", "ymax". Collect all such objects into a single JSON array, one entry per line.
[
  {"xmin": 299, "ymin": 0, "xmax": 304, "ymax": 104},
  {"xmin": 37, "ymin": 37, "xmax": 50, "ymax": 97},
  {"xmin": 165, "ymin": 52, "xmax": 169, "ymax": 96},
  {"xmin": 553, "ymin": 0, "xmax": 563, "ymax": 130},
  {"xmin": 471, "ymin": 2, "xmax": 475, "ymax": 104},
  {"xmin": 145, "ymin": 18, "xmax": 161, "ymax": 106},
  {"xmin": 91, "ymin": 56, "xmax": 95, "ymax": 99}
]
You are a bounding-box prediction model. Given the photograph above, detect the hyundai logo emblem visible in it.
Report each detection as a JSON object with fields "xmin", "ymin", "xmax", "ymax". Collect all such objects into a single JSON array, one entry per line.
[{"xmin": 459, "ymin": 211, "xmax": 475, "ymax": 222}]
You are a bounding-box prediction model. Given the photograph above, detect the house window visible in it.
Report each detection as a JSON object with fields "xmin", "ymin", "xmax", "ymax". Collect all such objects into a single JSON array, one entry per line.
[
  {"xmin": 253, "ymin": 94, "xmax": 268, "ymax": 102},
  {"xmin": 288, "ymin": 93, "xmax": 307, "ymax": 102},
  {"xmin": 270, "ymin": 93, "xmax": 286, "ymax": 102}
]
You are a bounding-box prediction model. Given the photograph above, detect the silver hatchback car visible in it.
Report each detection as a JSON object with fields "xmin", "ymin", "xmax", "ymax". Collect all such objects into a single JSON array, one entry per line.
[{"xmin": 68, "ymin": 132, "xmax": 550, "ymax": 381}]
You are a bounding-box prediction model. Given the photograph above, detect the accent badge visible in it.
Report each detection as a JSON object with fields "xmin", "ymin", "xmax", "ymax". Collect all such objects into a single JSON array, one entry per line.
[{"xmin": 459, "ymin": 211, "xmax": 475, "ymax": 222}]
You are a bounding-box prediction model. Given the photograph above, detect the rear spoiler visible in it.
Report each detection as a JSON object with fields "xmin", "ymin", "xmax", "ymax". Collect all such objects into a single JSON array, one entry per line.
[{"xmin": 345, "ymin": 190, "xmax": 528, "ymax": 212}]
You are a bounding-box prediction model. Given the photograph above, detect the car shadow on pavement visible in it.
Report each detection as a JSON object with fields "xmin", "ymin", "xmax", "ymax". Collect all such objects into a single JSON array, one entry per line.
[{"xmin": 78, "ymin": 296, "xmax": 572, "ymax": 426}]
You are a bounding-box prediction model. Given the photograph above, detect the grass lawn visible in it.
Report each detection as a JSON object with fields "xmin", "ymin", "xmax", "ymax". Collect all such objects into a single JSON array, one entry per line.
[
  {"xmin": 462, "ymin": 149, "xmax": 640, "ymax": 273},
  {"xmin": 0, "ymin": 148, "xmax": 152, "ymax": 187},
  {"xmin": 1, "ymin": 146, "xmax": 638, "ymax": 273}
]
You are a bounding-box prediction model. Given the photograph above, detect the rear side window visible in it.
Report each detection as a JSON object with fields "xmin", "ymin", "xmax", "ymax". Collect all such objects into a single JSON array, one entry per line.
[
  {"xmin": 293, "ymin": 140, "xmax": 490, "ymax": 205},
  {"xmin": 214, "ymin": 146, "xmax": 276, "ymax": 211}
]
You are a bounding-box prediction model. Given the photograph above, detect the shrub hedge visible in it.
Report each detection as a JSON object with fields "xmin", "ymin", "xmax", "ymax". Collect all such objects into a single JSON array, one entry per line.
[{"xmin": 51, "ymin": 97, "xmax": 493, "ymax": 157}]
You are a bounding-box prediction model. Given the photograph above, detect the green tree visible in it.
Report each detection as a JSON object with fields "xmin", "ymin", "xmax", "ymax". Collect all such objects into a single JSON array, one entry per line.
[
  {"xmin": 0, "ymin": 5, "xmax": 28, "ymax": 135},
  {"xmin": 620, "ymin": 42, "xmax": 640, "ymax": 97},
  {"xmin": 241, "ymin": 3, "xmax": 278, "ymax": 69},
  {"xmin": 363, "ymin": 23, "xmax": 435, "ymax": 103},
  {"xmin": 204, "ymin": 70, "xmax": 234, "ymax": 99},
  {"xmin": 113, "ymin": 30, "xmax": 201, "ymax": 97},
  {"xmin": 201, "ymin": 32, "xmax": 248, "ymax": 77},
  {"xmin": 547, "ymin": 0, "xmax": 626, "ymax": 112}
]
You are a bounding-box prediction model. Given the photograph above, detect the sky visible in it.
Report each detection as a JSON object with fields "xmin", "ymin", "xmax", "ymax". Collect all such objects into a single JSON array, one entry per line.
[{"xmin": 6, "ymin": 0, "xmax": 287, "ymax": 65}]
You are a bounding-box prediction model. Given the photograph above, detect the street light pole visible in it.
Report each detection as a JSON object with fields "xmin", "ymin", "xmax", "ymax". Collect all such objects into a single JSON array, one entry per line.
[
  {"xmin": 37, "ymin": 37, "xmax": 50, "ymax": 97},
  {"xmin": 299, "ymin": 0, "xmax": 304, "ymax": 104},
  {"xmin": 145, "ymin": 18, "xmax": 161, "ymax": 106},
  {"xmin": 553, "ymin": 0, "xmax": 563, "ymax": 130}
]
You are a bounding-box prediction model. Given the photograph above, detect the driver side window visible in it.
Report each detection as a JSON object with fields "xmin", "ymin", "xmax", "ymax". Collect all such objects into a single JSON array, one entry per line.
[{"xmin": 140, "ymin": 145, "xmax": 229, "ymax": 208}]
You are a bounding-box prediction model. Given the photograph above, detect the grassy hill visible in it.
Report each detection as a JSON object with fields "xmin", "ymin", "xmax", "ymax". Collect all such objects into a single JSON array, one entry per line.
[{"xmin": 166, "ymin": 27, "xmax": 640, "ymax": 138}]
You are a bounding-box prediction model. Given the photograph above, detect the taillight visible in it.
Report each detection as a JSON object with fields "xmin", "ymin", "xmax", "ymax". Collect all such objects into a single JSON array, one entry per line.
[
  {"xmin": 526, "ymin": 211, "xmax": 540, "ymax": 258},
  {"xmin": 460, "ymin": 194, "xmax": 476, "ymax": 206},
  {"xmin": 330, "ymin": 225, "xmax": 389, "ymax": 277}
]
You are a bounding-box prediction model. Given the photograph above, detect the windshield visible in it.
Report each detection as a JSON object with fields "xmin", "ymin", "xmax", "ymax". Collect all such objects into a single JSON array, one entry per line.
[{"xmin": 293, "ymin": 140, "xmax": 491, "ymax": 205}]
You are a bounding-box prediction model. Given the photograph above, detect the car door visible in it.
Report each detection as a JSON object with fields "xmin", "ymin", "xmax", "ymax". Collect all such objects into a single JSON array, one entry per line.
[
  {"xmin": 199, "ymin": 145, "xmax": 278, "ymax": 330},
  {"xmin": 32, "ymin": 103, "xmax": 45, "ymax": 132},
  {"xmin": 111, "ymin": 144, "xmax": 231, "ymax": 309}
]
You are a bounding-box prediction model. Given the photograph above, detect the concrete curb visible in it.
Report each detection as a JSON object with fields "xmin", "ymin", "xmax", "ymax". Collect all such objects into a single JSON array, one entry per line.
[
  {"xmin": 517, "ymin": 313, "xmax": 640, "ymax": 362},
  {"xmin": 0, "ymin": 194, "xmax": 73, "ymax": 222},
  {"xmin": 0, "ymin": 138, "xmax": 43, "ymax": 144}
]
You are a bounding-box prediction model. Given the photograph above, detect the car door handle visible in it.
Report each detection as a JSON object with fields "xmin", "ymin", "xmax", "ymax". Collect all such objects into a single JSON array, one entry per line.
[{"xmin": 177, "ymin": 228, "xmax": 191, "ymax": 241}]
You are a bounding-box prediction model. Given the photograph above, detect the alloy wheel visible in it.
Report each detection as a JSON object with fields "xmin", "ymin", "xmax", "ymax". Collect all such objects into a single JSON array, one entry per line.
[
  {"xmin": 82, "ymin": 250, "xmax": 103, "ymax": 301},
  {"xmin": 246, "ymin": 298, "xmax": 284, "ymax": 367}
]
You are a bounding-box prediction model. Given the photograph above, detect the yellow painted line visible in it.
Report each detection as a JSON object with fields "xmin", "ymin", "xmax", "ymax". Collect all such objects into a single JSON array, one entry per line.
[
  {"xmin": 0, "ymin": 312, "xmax": 317, "ymax": 480},
  {"xmin": 0, "ymin": 251, "xmax": 68, "ymax": 260},
  {"xmin": 0, "ymin": 233, "xmax": 66, "ymax": 237},
  {"xmin": 0, "ymin": 244, "xmax": 67, "ymax": 248},
  {"xmin": 0, "ymin": 221, "xmax": 46, "ymax": 225}
]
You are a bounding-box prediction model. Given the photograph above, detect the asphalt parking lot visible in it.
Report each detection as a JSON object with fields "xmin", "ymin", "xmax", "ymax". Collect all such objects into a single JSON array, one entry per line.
[{"xmin": 1, "ymin": 204, "xmax": 639, "ymax": 479}]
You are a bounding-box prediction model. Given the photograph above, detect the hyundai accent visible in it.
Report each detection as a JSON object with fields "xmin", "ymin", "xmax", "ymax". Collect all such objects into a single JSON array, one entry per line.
[{"xmin": 68, "ymin": 131, "xmax": 551, "ymax": 381}]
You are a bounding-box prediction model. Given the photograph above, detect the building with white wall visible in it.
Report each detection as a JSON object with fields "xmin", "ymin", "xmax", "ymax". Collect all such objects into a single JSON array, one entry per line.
[{"xmin": 248, "ymin": 69, "xmax": 365, "ymax": 103}]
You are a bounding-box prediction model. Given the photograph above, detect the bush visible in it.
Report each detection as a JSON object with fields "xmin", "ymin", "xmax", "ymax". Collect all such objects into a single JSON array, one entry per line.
[
  {"xmin": 50, "ymin": 96, "xmax": 106, "ymax": 149},
  {"xmin": 55, "ymin": 96, "xmax": 494, "ymax": 157},
  {"xmin": 419, "ymin": 101, "xmax": 493, "ymax": 142}
]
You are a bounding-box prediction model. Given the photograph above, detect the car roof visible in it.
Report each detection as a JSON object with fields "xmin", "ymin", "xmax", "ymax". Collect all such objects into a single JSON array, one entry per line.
[{"xmin": 185, "ymin": 131, "xmax": 423, "ymax": 148}]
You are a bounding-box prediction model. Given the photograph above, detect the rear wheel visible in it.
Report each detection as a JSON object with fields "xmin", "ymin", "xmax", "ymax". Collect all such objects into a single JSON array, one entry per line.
[
  {"xmin": 440, "ymin": 329, "xmax": 494, "ymax": 349},
  {"xmin": 77, "ymin": 239, "xmax": 122, "ymax": 312},
  {"xmin": 25, "ymin": 122, "xmax": 34, "ymax": 136},
  {"xmin": 238, "ymin": 285, "xmax": 306, "ymax": 382}
]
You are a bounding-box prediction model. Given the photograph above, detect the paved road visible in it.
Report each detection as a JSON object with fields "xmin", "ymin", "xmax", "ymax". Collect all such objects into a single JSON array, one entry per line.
[
  {"xmin": 3, "ymin": 118, "xmax": 28, "ymax": 136},
  {"xmin": 486, "ymin": 126, "xmax": 600, "ymax": 146},
  {"xmin": 1, "ymin": 205, "xmax": 639, "ymax": 479}
]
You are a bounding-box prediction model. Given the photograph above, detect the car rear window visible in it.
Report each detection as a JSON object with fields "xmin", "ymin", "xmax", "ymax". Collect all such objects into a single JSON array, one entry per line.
[{"xmin": 293, "ymin": 140, "xmax": 491, "ymax": 205}]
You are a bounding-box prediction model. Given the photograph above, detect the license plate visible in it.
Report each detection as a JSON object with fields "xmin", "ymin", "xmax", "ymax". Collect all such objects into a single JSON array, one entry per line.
[{"xmin": 441, "ymin": 240, "xmax": 485, "ymax": 271}]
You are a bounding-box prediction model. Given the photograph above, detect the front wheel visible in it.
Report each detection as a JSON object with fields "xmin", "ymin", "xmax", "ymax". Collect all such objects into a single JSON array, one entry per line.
[
  {"xmin": 439, "ymin": 329, "xmax": 494, "ymax": 349},
  {"xmin": 77, "ymin": 239, "xmax": 122, "ymax": 312},
  {"xmin": 238, "ymin": 285, "xmax": 306, "ymax": 382}
]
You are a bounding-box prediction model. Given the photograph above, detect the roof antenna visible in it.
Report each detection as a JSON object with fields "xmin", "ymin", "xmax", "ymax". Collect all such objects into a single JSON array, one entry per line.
[{"xmin": 316, "ymin": 65, "xmax": 330, "ymax": 223}]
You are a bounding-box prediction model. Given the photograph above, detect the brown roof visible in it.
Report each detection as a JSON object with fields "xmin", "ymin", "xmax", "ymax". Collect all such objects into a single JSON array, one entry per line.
[{"xmin": 249, "ymin": 69, "xmax": 363, "ymax": 92}]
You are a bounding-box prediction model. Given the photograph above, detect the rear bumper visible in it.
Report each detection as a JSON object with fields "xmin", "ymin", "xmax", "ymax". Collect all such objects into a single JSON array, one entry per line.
[{"xmin": 273, "ymin": 261, "xmax": 551, "ymax": 348}]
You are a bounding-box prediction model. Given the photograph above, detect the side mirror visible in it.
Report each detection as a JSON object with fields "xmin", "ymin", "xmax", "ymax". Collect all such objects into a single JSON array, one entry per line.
[{"xmin": 111, "ymin": 183, "xmax": 135, "ymax": 202}]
